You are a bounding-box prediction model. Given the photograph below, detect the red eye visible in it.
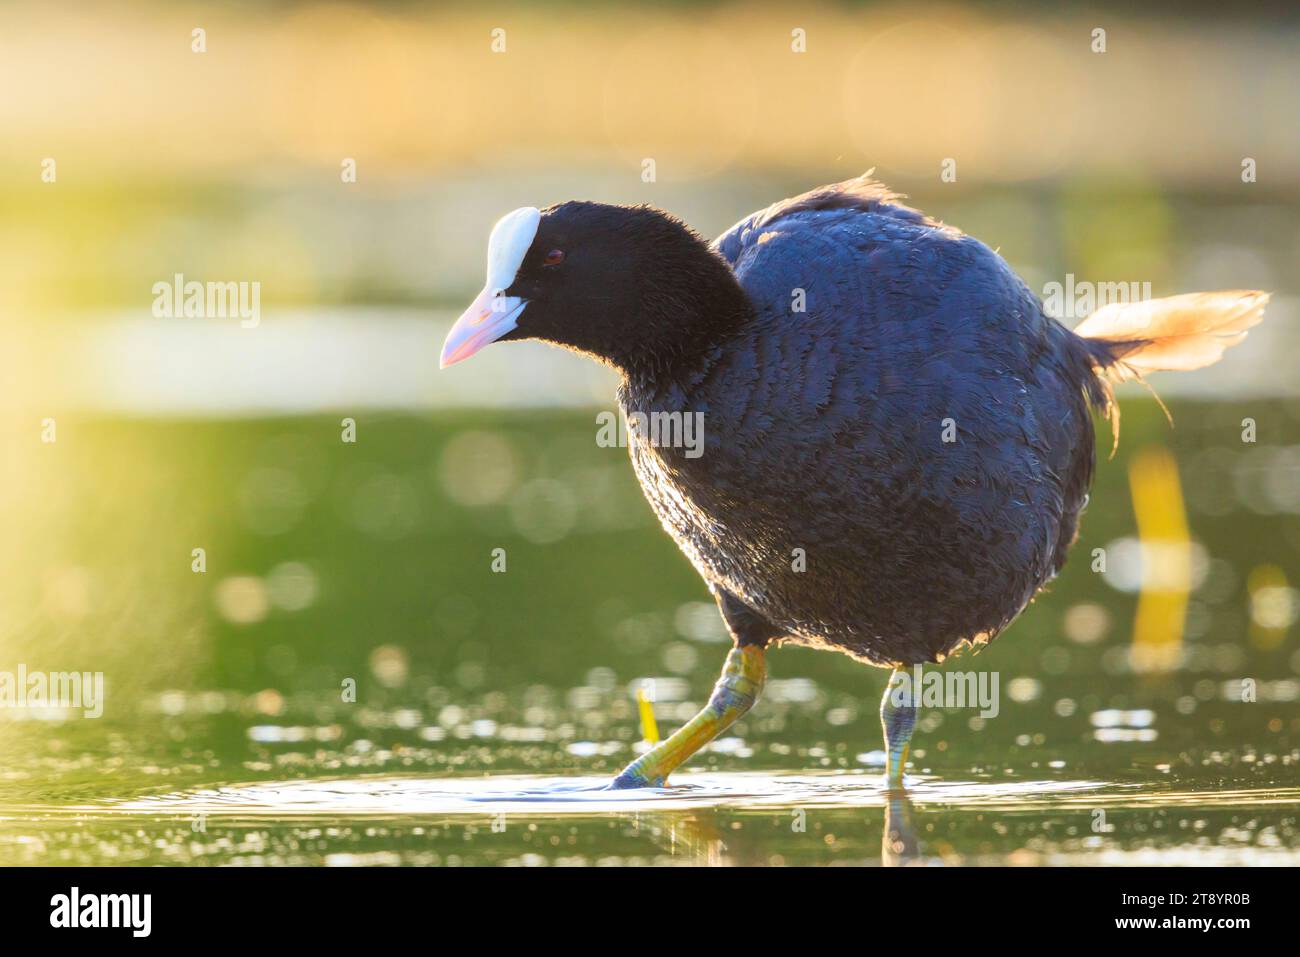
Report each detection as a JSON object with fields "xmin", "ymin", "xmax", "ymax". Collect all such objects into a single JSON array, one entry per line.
[{"xmin": 543, "ymin": 248, "xmax": 565, "ymax": 266}]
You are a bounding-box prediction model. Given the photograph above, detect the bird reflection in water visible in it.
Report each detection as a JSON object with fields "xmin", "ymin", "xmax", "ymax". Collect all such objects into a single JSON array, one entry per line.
[
  {"xmin": 617, "ymin": 790, "xmax": 924, "ymax": 866},
  {"xmin": 882, "ymin": 791, "xmax": 922, "ymax": 866}
]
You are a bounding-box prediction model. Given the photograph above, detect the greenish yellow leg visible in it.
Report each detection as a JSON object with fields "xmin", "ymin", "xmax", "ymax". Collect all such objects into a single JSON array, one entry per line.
[
  {"xmin": 610, "ymin": 645, "xmax": 765, "ymax": 789},
  {"xmin": 881, "ymin": 668, "xmax": 918, "ymax": 788}
]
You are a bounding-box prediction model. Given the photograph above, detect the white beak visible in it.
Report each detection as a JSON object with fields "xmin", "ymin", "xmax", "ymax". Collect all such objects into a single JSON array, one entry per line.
[
  {"xmin": 439, "ymin": 289, "xmax": 527, "ymax": 368},
  {"xmin": 440, "ymin": 205, "xmax": 541, "ymax": 369}
]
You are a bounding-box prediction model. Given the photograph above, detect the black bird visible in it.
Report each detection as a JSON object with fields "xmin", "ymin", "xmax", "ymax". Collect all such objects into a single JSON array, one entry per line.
[{"xmin": 440, "ymin": 175, "xmax": 1268, "ymax": 788}]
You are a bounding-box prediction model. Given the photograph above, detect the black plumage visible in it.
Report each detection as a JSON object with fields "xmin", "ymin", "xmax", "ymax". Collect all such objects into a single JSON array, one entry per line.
[{"xmin": 621, "ymin": 178, "xmax": 1101, "ymax": 665}]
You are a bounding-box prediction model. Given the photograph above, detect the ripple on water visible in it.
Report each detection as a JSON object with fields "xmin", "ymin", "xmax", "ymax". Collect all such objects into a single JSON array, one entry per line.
[{"xmin": 80, "ymin": 771, "xmax": 1130, "ymax": 820}]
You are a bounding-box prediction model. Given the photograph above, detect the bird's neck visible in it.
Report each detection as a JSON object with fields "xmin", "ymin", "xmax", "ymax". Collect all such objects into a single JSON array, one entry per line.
[{"xmin": 612, "ymin": 251, "xmax": 754, "ymax": 389}]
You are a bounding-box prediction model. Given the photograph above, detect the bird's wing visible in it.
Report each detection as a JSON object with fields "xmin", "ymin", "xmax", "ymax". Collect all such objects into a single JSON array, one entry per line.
[
  {"xmin": 701, "ymin": 177, "xmax": 1097, "ymax": 591},
  {"xmin": 714, "ymin": 173, "xmax": 951, "ymax": 266}
]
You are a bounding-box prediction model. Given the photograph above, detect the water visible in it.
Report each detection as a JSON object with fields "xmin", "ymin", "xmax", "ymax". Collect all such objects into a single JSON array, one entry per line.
[
  {"xmin": 0, "ymin": 400, "xmax": 1297, "ymax": 865},
  {"xmin": 6, "ymin": 766, "xmax": 1298, "ymax": 865}
]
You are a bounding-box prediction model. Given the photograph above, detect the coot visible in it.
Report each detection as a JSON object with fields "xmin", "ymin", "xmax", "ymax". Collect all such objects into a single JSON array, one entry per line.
[{"xmin": 441, "ymin": 175, "xmax": 1268, "ymax": 788}]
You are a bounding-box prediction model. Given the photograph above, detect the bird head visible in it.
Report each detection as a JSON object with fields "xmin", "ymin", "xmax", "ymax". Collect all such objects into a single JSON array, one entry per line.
[{"xmin": 440, "ymin": 201, "xmax": 749, "ymax": 374}]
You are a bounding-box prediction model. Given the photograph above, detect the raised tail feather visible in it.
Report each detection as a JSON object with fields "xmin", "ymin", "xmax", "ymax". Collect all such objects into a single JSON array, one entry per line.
[{"xmin": 1072, "ymin": 290, "xmax": 1270, "ymax": 449}]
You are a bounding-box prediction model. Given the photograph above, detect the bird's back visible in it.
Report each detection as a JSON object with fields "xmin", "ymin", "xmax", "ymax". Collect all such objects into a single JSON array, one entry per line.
[{"xmin": 622, "ymin": 178, "xmax": 1100, "ymax": 666}]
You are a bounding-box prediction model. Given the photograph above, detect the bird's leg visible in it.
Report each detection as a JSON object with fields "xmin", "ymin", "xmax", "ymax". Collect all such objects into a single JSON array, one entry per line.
[
  {"xmin": 880, "ymin": 668, "xmax": 918, "ymax": 788},
  {"xmin": 609, "ymin": 645, "xmax": 765, "ymax": 789}
]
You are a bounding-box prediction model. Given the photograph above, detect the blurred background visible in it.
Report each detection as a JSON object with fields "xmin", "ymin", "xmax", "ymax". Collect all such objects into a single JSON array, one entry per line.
[{"xmin": 0, "ymin": 1, "xmax": 1297, "ymax": 865}]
